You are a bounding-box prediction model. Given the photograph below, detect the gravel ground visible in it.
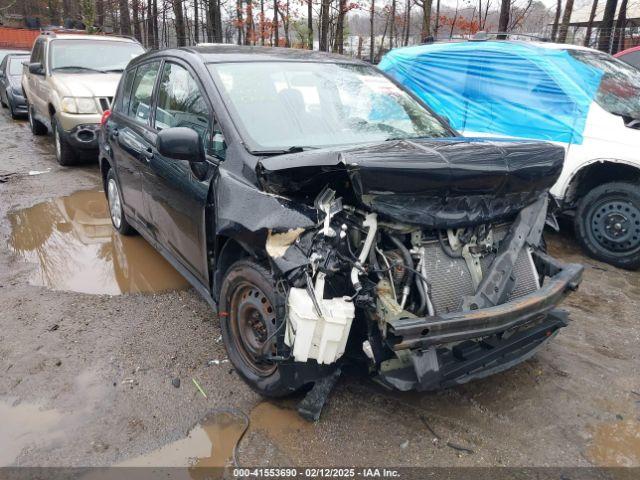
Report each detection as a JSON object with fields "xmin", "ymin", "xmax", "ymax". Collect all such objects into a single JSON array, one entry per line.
[{"xmin": 0, "ymin": 111, "xmax": 639, "ymax": 469}]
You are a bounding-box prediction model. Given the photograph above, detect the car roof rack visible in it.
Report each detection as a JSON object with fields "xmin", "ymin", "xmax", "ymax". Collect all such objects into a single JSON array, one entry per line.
[{"xmin": 471, "ymin": 31, "xmax": 551, "ymax": 42}]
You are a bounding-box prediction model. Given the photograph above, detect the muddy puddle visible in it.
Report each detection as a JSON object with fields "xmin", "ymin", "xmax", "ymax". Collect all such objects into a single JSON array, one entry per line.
[
  {"xmin": 587, "ymin": 420, "xmax": 640, "ymax": 466},
  {"xmin": 7, "ymin": 190, "xmax": 189, "ymax": 295},
  {"xmin": 0, "ymin": 399, "xmax": 65, "ymax": 467},
  {"xmin": 119, "ymin": 402, "xmax": 311, "ymax": 470}
]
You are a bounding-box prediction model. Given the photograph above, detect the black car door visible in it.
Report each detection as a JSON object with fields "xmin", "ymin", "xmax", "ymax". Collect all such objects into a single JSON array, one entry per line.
[
  {"xmin": 143, "ymin": 60, "xmax": 219, "ymax": 285},
  {"xmin": 110, "ymin": 61, "xmax": 161, "ymax": 229}
]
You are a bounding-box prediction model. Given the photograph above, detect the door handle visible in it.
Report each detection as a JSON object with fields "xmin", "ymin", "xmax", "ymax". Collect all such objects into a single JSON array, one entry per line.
[{"xmin": 142, "ymin": 147, "xmax": 154, "ymax": 161}]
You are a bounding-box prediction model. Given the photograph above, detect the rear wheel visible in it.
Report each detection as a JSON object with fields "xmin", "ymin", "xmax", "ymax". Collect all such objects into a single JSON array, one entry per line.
[
  {"xmin": 575, "ymin": 182, "xmax": 640, "ymax": 270},
  {"xmin": 28, "ymin": 104, "xmax": 47, "ymax": 135},
  {"xmin": 219, "ymin": 259, "xmax": 297, "ymax": 397},
  {"xmin": 106, "ymin": 168, "xmax": 135, "ymax": 235}
]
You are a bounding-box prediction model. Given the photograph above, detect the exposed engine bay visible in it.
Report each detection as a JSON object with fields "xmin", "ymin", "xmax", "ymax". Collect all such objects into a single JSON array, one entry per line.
[{"xmin": 232, "ymin": 138, "xmax": 585, "ymax": 396}]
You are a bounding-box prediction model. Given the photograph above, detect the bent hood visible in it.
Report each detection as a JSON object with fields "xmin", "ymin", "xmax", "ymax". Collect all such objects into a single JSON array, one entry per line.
[
  {"xmin": 50, "ymin": 72, "xmax": 122, "ymax": 98},
  {"xmin": 258, "ymin": 137, "xmax": 564, "ymax": 228}
]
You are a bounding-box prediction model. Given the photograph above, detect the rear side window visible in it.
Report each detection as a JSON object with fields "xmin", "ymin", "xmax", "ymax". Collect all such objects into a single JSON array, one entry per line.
[
  {"xmin": 31, "ymin": 39, "xmax": 44, "ymax": 64},
  {"xmin": 115, "ymin": 68, "xmax": 136, "ymax": 114},
  {"xmin": 128, "ymin": 61, "xmax": 160, "ymax": 125}
]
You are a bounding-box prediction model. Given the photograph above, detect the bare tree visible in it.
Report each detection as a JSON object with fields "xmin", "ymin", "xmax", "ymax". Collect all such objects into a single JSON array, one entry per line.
[
  {"xmin": 414, "ymin": 0, "xmax": 433, "ymax": 41},
  {"xmin": 370, "ymin": 0, "xmax": 375, "ymax": 62},
  {"xmin": 597, "ymin": 0, "xmax": 618, "ymax": 52},
  {"xmin": 583, "ymin": 0, "xmax": 598, "ymax": 46},
  {"xmin": 174, "ymin": 0, "xmax": 187, "ymax": 46},
  {"xmin": 307, "ymin": 0, "xmax": 313, "ymax": 49},
  {"xmin": 497, "ymin": 0, "xmax": 510, "ymax": 37},
  {"xmin": 550, "ymin": 0, "xmax": 561, "ymax": 41},
  {"xmin": 556, "ymin": 0, "xmax": 574, "ymax": 43},
  {"xmin": 612, "ymin": 0, "xmax": 628, "ymax": 53}
]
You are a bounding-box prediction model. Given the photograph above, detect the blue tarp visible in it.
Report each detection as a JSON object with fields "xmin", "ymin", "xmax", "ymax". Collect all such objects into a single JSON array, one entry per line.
[{"xmin": 379, "ymin": 41, "xmax": 604, "ymax": 144}]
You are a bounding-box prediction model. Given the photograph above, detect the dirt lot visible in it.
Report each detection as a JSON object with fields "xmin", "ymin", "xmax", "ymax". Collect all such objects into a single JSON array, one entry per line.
[{"xmin": 1, "ymin": 110, "xmax": 639, "ymax": 470}]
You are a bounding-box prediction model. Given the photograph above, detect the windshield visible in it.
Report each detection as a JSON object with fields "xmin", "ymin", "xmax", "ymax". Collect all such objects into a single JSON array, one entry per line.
[
  {"xmin": 50, "ymin": 40, "xmax": 145, "ymax": 73},
  {"xmin": 207, "ymin": 61, "xmax": 450, "ymax": 152},
  {"xmin": 8, "ymin": 56, "xmax": 28, "ymax": 76},
  {"xmin": 568, "ymin": 50, "xmax": 640, "ymax": 119}
]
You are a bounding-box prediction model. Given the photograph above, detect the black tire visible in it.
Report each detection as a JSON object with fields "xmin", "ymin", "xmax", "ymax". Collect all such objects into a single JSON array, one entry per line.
[
  {"xmin": 219, "ymin": 259, "xmax": 297, "ymax": 398},
  {"xmin": 575, "ymin": 182, "xmax": 640, "ymax": 270},
  {"xmin": 8, "ymin": 100, "xmax": 19, "ymax": 120},
  {"xmin": 52, "ymin": 116, "xmax": 78, "ymax": 166},
  {"xmin": 1, "ymin": 91, "xmax": 6, "ymax": 108},
  {"xmin": 106, "ymin": 168, "xmax": 135, "ymax": 235},
  {"xmin": 28, "ymin": 104, "xmax": 47, "ymax": 135}
]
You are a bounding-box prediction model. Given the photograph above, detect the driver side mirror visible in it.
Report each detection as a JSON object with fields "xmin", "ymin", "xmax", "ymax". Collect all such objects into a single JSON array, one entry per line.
[
  {"xmin": 157, "ymin": 127, "xmax": 204, "ymax": 162},
  {"xmin": 28, "ymin": 62, "xmax": 44, "ymax": 75}
]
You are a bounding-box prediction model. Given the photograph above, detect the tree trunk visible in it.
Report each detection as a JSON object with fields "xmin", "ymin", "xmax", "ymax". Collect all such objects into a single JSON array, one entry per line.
[
  {"xmin": 557, "ymin": 0, "xmax": 574, "ymax": 43},
  {"xmin": 370, "ymin": 0, "xmax": 375, "ymax": 62},
  {"xmin": 597, "ymin": 0, "xmax": 618, "ymax": 52},
  {"xmin": 434, "ymin": 0, "xmax": 441, "ymax": 38},
  {"xmin": 174, "ymin": 0, "xmax": 187, "ymax": 46},
  {"xmin": 319, "ymin": 0, "xmax": 331, "ymax": 51},
  {"xmin": 497, "ymin": 0, "xmax": 510, "ymax": 38},
  {"xmin": 246, "ymin": 0, "xmax": 255, "ymax": 45},
  {"xmin": 236, "ymin": 0, "xmax": 244, "ymax": 45},
  {"xmin": 307, "ymin": 0, "xmax": 313, "ymax": 49},
  {"xmin": 152, "ymin": 0, "xmax": 159, "ymax": 49},
  {"xmin": 194, "ymin": 0, "xmax": 200, "ymax": 43},
  {"xmin": 260, "ymin": 0, "xmax": 266, "ymax": 45},
  {"xmin": 583, "ymin": 0, "xmax": 598, "ymax": 46},
  {"xmin": 133, "ymin": 1, "xmax": 143, "ymax": 42},
  {"xmin": 611, "ymin": 0, "xmax": 628, "ymax": 53},
  {"xmin": 421, "ymin": 0, "xmax": 432, "ymax": 41},
  {"xmin": 95, "ymin": 0, "xmax": 103, "ymax": 28},
  {"xmin": 284, "ymin": 0, "xmax": 290, "ymax": 47},
  {"xmin": 118, "ymin": 0, "xmax": 132, "ymax": 35},
  {"xmin": 273, "ymin": 0, "xmax": 279, "ymax": 46},
  {"xmin": 389, "ymin": 0, "xmax": 396, "ymax": 49},
  {"xmin": 403, "ymin": 0, "xmax": 411, "ymax": 46},
  {"xmin": 334, "ymin": 0, "xmax": 346, "ymax": 52}
]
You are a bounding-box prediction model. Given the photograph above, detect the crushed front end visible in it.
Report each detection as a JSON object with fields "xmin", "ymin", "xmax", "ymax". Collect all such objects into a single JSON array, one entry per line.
[{"xmin": 252, "ymin": 138, "xmax": 583, "ymax": 392}]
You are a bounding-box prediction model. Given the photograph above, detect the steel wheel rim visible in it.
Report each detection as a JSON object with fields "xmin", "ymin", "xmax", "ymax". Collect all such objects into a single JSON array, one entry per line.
[
  {"xmin": 590, "ymin": 198, "xmax": 640, "ymax": 254},
  {"xmin": 107, "ymin": 178, "xmax": 122, "ymax": 229},
  {"xmin": 228, "ymin": 282, "xmax": 277, "ymax": 376}
]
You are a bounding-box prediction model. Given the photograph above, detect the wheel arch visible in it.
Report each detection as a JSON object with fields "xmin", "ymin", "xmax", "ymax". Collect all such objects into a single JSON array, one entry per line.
[
  {"xmin": 210, "ymin": 236, "xmax": 253, "ymax": 302},
  {"xmin": 564, "ymin": 160, "xmax": 640, "ymax": 210}
]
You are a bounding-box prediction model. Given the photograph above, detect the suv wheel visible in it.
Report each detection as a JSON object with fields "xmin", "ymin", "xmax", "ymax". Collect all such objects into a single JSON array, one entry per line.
[
  {"xmin": 219, "ymin": 259, "xmax": 298, "ymax": 398},
  {"xmin": 53, "ymin": 117, "xmax": 77, "ymax": 166},
  {"xmin": 106, "ymin": 168, "xmax": 135, "ymax": 235},
  {"xmin": 28, "ymin": 105, "xmax": 47, "ymax": 135},
  {"xmin": 575, "ymin": 182, "xmax": 640, "ymax": 270}
]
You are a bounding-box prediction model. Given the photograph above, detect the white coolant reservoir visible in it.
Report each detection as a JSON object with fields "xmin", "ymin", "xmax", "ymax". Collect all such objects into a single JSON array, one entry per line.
[{"xmin": 285, "ymin": 287, "xmax": 355, "ymax": 365}]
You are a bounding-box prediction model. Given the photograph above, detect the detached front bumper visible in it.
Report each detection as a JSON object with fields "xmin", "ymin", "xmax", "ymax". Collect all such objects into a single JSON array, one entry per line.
[
  {"xmin": 378, "ymin": 254, "xmax": 583, "ymax": 391},
  {"xmin": 7, "ymin": 90, "xmax": 27, "ymax": 114}
]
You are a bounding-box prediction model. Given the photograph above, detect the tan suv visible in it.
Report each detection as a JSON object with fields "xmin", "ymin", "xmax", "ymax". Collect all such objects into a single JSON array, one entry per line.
[{"xmin": 22, "ymin": 33, "xmax": 144, "ymax": 165}]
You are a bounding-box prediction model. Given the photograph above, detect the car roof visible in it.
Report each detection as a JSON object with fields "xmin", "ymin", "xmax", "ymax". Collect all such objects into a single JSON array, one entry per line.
[
  {"xmin": 39, "ymin": 33, "xmax": 140, "ymax": 43},
  {"xmin": 132, "ymin": 44, "xmax": 367, "ymax": 66},
  {"xmin": 615, "ymin": 45, "xmax": 640, "ymax": 57},
  {"xmin": 394, "ymin": 39, "xmax": 603, "ymax": 55}
]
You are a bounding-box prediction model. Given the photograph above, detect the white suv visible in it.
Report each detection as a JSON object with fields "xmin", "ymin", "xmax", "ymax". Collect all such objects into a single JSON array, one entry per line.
[{"xmin": 381, "ymin": 41, "xmax": 640, "ymax": 269}]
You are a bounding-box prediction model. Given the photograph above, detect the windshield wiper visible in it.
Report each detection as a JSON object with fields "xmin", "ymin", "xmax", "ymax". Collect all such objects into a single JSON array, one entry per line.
[
  {"xmin": 52, "ymin": 66, "xmax": 107, "ymax": 73},
  {"xmin": 252, "ymin": 146, "xmax": 320, "ymax": 155},
  {"xmin": 102, "ymin": 68, "xmax": 125, "ymax": 73}
]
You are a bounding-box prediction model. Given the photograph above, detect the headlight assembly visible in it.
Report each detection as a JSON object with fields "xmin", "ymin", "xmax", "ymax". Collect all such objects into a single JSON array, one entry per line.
[{"xmin": 60, "ymin": 97, "xmax": 98, "ymax": 114}]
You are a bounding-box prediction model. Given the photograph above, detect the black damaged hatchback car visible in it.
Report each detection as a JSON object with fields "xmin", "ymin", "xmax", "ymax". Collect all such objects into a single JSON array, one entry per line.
[{"xmin": 99, "ymin": 45, "xmax": 583, "ymax": 416}]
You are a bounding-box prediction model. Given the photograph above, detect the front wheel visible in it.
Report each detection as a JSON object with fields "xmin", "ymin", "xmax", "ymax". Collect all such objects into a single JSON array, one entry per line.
[
  {"xmin": 575, "ymin": 182, "xmax": 640, "ymax": 270},
  {"xmin": 219, "ymin": 259, "xmax": 298, "ymax": 398},
  {"xmin": 28, "ymin": 104, "xmax": 47, "ymax": 135},
  {"xmin": 53, "ymin": 117, "xmax": 77, "ymax": 166}
]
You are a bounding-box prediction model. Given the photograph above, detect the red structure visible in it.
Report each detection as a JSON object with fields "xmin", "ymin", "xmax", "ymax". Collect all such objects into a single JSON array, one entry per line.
[{"xmin": 0, "ymin": 27, "xmax": 40, "ymax": 50}]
